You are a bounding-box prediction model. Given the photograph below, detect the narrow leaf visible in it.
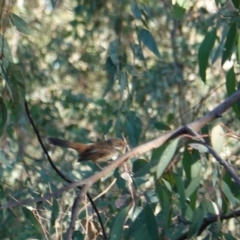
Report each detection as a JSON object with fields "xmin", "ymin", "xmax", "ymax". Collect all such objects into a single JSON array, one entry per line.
[
  {"xmin": 221, "ymin": 181, "xmax": 240, "ymax": 206},
  {"xmin": 126, "ymin": 111, "xmax": 142, "ymax": 146},
  {"xmin": 198, "ymin": 28, "xmax": 216, "ymax": 83},
  {"xmin": 51, "ymin": 198, "xmax": 59, "ymax": 227},
  {"xmin": 10, "ymin": 13, "xmax": 31, "ymax": 35},
  {"xmin": 238, "ymin": 33, "xmax": 240, "ymax": 63},
  {"xmin": 222, "ymin": 23, "xmax": 237, "ymax": 65},
  {"xmin": 103, "ymin": 57, "xmax": 116, "ymax": 97},
  {"xmin": 211, "ymin": 124, "xmax": 225, "ymax": 153},
  {"xmin": 173, "ymin": 4, "xmax": 185, "ymax": 20},
  {"xmin": 0, "ymin": 34, "xmax": 13, "ymax": 64},
  {"xmin": 154, "ymin": 121, "xmax": 171, "ymax": 130},
  {"xmin": 174, "ymin": 174, "xmax": 186, "ymax": 216},
  {"xmin": 109, "ymin": 39, "xmax": 120, "ymax": 65},
  {"xmin": 109, "ymin": 204, "xmax": 131, "ymax": 240},
  {"xmin": 0, "ymin": 151, "xmax": 11, "ymax": 167},
  {"xmin": 226, "ymin": 67, "xmax": 240, "ymax": 118},
  {"xmin": 22, "ymin": 207, "xmax": 44, "ymax": 235},
  {"xmin": 185, "ymin": 177, "xmax": 201, "ymax": 198},
  {"xmin": 232, "ymin": 0, "xmax": 240, "ymax": 10},
  {"xmin": 0, "ymin": 97, "xmax": 7, "ymax": 136},
  {"xmin": 0, "ymin": 184, "xmax": 7, "ymax": 219},
  {"xmin": 188, "ymin": 207, "xmax": 205, "ymax": 238},
  {"xmin": 182, "ymin": 148, "xmax": 192, "ymax": 182},
  {"xmin": 127, "ymin": 204, "xmax": 158, "ymax": 239},
  {"xmin": 145, "ymin": 204, "xmax": 159, "ymax": 239},
  {"xmin": 156, "ymin": 138, "xmax": 179, "ymax": 178},
  {"xmin": 131, "ymin": 0, "xmax": 142, "ymax": 20},
  {"xmin": 138, "ymin": 28, "xmax": 161, "ymax": 59},
  {"xmin": 103, "ymin": 119, "xmax": 113, "ymax": 135},
  {"xmin": 188, "ymin": 143, "xmax": 208, "ymax": 153},
  {"xmin": 134, "ymin": 145, "xmax": 166, "ymax": 178},
  {"xmin": 3, "ymin": 63, "xmax": 25, "ymax": 119}
]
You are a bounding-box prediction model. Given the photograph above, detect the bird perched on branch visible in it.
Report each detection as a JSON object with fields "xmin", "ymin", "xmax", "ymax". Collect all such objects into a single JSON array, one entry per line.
[{"xmin": 48, "ymin": 137, "xmax": 127, "ymax": 162}]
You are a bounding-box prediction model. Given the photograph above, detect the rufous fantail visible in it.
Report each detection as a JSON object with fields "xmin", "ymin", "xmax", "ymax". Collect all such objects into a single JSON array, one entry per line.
[{"xmin": 48, "ymin": 137, "xmax": 127, "ymax": 162}]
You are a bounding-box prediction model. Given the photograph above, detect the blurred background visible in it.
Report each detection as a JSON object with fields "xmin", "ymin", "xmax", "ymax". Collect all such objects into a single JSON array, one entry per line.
[{"xmin": 0, "ymin": 0, "xmax": 240, "ymax": 239}]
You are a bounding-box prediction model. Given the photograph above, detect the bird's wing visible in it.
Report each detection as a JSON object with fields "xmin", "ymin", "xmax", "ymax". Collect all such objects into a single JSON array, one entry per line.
[{"xmin": 79, "ymin": 147, "xmax": 116, "ymax": 162}]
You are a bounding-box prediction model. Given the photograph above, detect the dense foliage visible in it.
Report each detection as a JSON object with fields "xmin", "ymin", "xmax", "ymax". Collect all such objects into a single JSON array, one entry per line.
[{"xmin": 0, "ymin": 0, "xmax": 240, "ymax": 239}]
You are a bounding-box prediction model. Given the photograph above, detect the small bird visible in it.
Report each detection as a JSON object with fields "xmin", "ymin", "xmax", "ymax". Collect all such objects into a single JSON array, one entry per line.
[{"xmin": 48, "ymin": 137, "xmax": 127, "ymax": 162}]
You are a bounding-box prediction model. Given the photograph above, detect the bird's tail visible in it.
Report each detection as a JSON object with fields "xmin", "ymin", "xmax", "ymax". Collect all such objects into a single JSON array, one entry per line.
[{"xmin": 48, "ymin": 137, "xmax": 88, "ymax": 153}]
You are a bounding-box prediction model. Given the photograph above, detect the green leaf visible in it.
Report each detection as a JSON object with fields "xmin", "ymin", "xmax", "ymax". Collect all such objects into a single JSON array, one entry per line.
[
  {"xmin": 156, "ymin": 138, "xmax": 179, "ymax": 178},
  {"xmin": 155, "ymin": 182, "xmax": 171, "ymax": 230},
  {"xmin": 198, "ymin": 28, "xmax": 216, "ymax": 83},
  {"xmin": 138, "ymin": 28, "xmax": 161, "ymax": 59},
  {"xmin": 109, "ymin": 39, "xmax": 120, "ymax": 65},
  {"xmin": 133, "ymin": 159, "xmax": 148, "ymax": 173},
  {"xmin": 127, "ymin": 204, "xmax": 158, "ymax": 240},
  {"xmin": 2, "ymin": 63, "xmax": 25, "ymax": 119},
  {"xmin": 131, "ymin": 43, "xmax": 144, "ymax": 60},
  {"xmin": 0, "ymin": 151, "xmax": 11, "ymax": 167},
  {"xmin": 73, "ymin": 231, "xmax": 84, "ymax": 240},
  {"xmin": 222, "ymin": 23, "xmax": 237, "ymax": 65},
  {"xmin": 200, "ymin": 200, "xmax": 217, "ymax": 214},
  {"xmin": 141, "ymin": 3, "xmax": 153, "ymax": 22},
  {"xmin": 51, "ymin": 198, "xmax": 59, "ymax": 227},
  {"xmin": 238, "ymin": 33, "xmax": 240, "ymax": 63},
  {"xmin": 103, "ymin": 119, "xmax": 113, "ymax": 135},
  {"xmin": 22, "ymin": 207, "xmax": 44, "ymax": 235},
  {"xmin": 145, "ymin": 204, "xmax": 159, "ymax": 239},
  {"xmin": 10, "ymin": 13, "xmax": 31, "ymax": 35},
  {"xmin": 188, "ymin": 207, "xmax": 205, "ymax": 238},
  {"xmin": 185, "ymin": 176, "xmax": 201, "ymax": 198},
  {"xmin": 174, "ymin": 174, "xmax": 186, "ymax": 216},
  {"xmin": 154, "ymin": 121, "xmax": 171, "ymax": 130},
  {"xmin": 226, "ymin": 67, "xmax": 240, "ymax": 118},
  {"xmin": 120, "ymin": 71, "xmax": 127, "ymax": 101},
  {"xmin": 126, "ymin": 111, "xmax": 142, "ymax": 146},
  {"xmin": 182, "ymin": 148, "xmax": 201, "ymax": 181},
  {"xmin": 103, "ymin": 57, "xmax": 116, "ymax": 97},
  {"xmin": 223, "ymin": 232, "xmax": 238, "ymax": 240},
  {"xmin": 114, "ymin": 168, "xmax": 127, "ymax": 191},
  {"xmin": 175, "ymin": 0, "xmax": 191, "ymax": 8},
  {"xmin": 232, "ymin": 0, "xmax": 240, "ymax": 9},
  {"xmin": 172, "ymin": 4, "xmax": 185, "ymax": 20},
  {"xmin": 134, "ymin": 145, "xmax": 166, "ymax": 178},
  {"xmin": 0, "ymin": 34, "xmax": 13, "ymax": 64},
  {"xmin": 0, "ymin": 97, "xmax": 7, "ymax": 136},
  {"xmin": 221, "ymin": 181, "xmax": 240, "ymax": 206},
  {"xmin": 211, "ymin": 124, "xmax": 225, "ymax": 153},
  {"xmin": 109, "ymin": 204, "xmax": 131, "ymax": 240},
  {"xmin": 131, "ymin": 0, "xmax": 142, "ymax": 20},
  {"xmin": 182, "ymin": 148, "xmax": 192, "ymax": 182},
  {"xmin": 188, "ymin": 143, "xmax": 209, "ymax": 153},
  {"xmin": 0, "ymin": 184, "xmax": 7, "ymax": 219}
]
